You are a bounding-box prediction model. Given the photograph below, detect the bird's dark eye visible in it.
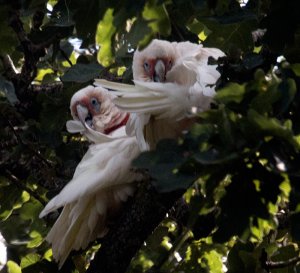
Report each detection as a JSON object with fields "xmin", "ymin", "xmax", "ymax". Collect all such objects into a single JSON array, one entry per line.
[
  {"xmin": 91, "ymin": 98, "xmax": 98, "ymax": 106},
  {"xmin": 143, "ymin": 61, "xmax": 150, "ymax": 71},
  {"xmin": 90, "ymin": 97, "xmax": 100, "ymax": 112}
]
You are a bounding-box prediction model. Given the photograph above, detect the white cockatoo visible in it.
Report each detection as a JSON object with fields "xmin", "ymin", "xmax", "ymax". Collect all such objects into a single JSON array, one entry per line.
[
  {"xmin": 39, "ymin": 85, "xmax": 142, "ymax": 267},
  {"xmin": 95, "ymin": 39, "xmax": 225, "ymax": 150},
  {"xmin": 0, "ymin": 233, "xmax": 6, "ymax": 271}
]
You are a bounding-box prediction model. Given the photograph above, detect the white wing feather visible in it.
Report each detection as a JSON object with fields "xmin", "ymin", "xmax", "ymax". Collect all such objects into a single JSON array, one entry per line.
[
  {"xmin": 40, "ymin": 84, "xmax": 142, "ymax": 266},
  {"xmin": 45, "ymin": 184, "xmax": 134, "ymax": 268},
  {"xmin": 40, "ymin": 135, "xmax": 140, "ymax": 217},
  {"xmin": 94, "ymin": 43, "xmax": 224, "ymax": 150},
  {"xmin": 39, "ymin": 133, "xmax": 141, "ymax": 266},
  {"xmin": 94, "ymin": 79, "xmax": 137, "ymax": 93},
  {"xmin": 96, "ymin": 80, "xmax": 190, "ymax": 120}
]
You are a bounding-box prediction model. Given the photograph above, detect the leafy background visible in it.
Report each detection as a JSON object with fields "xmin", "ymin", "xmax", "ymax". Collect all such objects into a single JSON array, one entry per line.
[{"xmin": 0, "ymin": 0, "xmax": 300, "ymax": 272}]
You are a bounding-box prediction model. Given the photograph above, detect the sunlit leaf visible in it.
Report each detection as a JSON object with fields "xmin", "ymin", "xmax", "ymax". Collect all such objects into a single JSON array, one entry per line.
[
  {"xmin": 203, "ymin": 17, "xmax": 257, "ymax": 51},
  {"xmin": 142, "ymin": 0, "xmax": 171, "ymax": 37},
  {"xmin": 34, "ymin": 69, "xmax": 55, "ymax": 82},
  {"xmin": 96, "ymin": 9, "xmax": 116, "ymax": 67},
  {"xmin": 19, "ymin": 199, "xmax": 44, "ymax": 221},
  {"xmin": 27, "ymin": 231, "xmax": 43, "ymax": 248},
  {"xmin": 43, "ymin": 249, "xmax": 53, "ymax": 262},
  {"xmin": 20, "ymin": 253, "xmax": 40, "ymax": 269},
  {"xmin": 203, "ymin": 250, "xmax": 223, "ymax": 273},
  {"xmin": 0, "ymin": 187, "xmax": 30, "ymax": 221},
  {"xmin": 247, "ymin": 109, "xmax": 299, "ymax": 149},
  {"xmin": 187, "ymin": 19, "xmax": 212, "ymax": 42},
  {"xmin": 215, "ymin": 83, "xmax": 245, "ymax": 104},
  {"xmin": 7, "ymin": 261, "xmax": 22, "ymax": 273}
]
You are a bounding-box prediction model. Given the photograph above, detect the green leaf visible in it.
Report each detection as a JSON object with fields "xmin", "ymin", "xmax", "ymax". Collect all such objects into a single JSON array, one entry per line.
[
  {"xmin": 215, "ymin": 83, "xmax": 245, "ymax": 104},
  {"xmin": 52, "ymin": 0, "xmax": 101, "ymax": 45},
  {"xmin": 7, "ymin": 261, "xmax": 22, "ymax": 273},
  {"xmin": 242, "ymin": 53, "xmax": 264, "ymax": 70},
  {"xmin": 27, "ymin": 231, "xmax": 43, "ymax": 248},
  {"xmin": 0, "ymin": 186, "xmax": 29, "ymax": 221},
  {"xmin": 19, "ymin": 199, "xmax": 43, "ymax": 221},
  {"xmin": 250, "ymin": 83, "xmax": 281, "ymax": 114},
  {"xmin": 187, "ymin": 18, "xmax": 212, "ymax": 41},
  {"xmin": 203, "ymin": 250, "xmax": 223, "ymax": 273},
  {"xmin": 202, "ymin": 18, "xmax": 257, "ymax": 52},
  {"xmin": 213, "ymin": 170, "xmax": 269, "ymax": 243},
  {"xmin": 247, "ymin": 109, "xmax": 299, "ymax": 149},
  {"xmin": 227, "ymin": 241, "xmax": 255, "ymax": 273},
  {"xmin": 61, "ymin": 63, "xmax": 104, "ymax": 82},
  {"xmin": 96, "ymin": 8, "xmax": 117, "ymax": 67},
  {"xmin": 142, "ymin": 0, "xmax": 171, "ymax": 37},
  {"xmin": 20, "ymin": 253, "xmax": 40, "ymax": 269},
  {"xmin": 116, "ymin": 18, "xmax": 151, "ymax": 60},
  {"xmin": 134, "ymin": 139, "xmax": 197, "ymax": 192},
  {"xmin": 194, "ymin": 150, "xmax": 239, "ymax": 165}
]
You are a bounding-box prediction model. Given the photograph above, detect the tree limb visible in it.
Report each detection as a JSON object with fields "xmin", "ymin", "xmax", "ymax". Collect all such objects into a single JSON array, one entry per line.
[
  {"xmin": 87, "ymin": 182, "xmax": 186, "ymax": 273},
  {"xmin": 6, "ymin": 7, "xmax": 61, "ymax": 97},
  {"xmin": 261, "ymin": 248, "xmax": 300, "ymax": 272},
  {"xmin": 0, "ymin": 54, "xmax": 18, "ymax": 80},
  {"xmin": 9, "ymin": 9, "xmax": 38, "ymax": 83},
  {"xmin": 266, "ymin": 256, "xmax": 300, "ymax": 269}
]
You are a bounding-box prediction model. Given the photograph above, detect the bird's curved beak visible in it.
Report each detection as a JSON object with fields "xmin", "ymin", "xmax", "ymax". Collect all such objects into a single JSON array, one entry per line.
[
  {"xmin": 153, "ymin": 59, "xmax": 166, "ymax": 82},
  {"xmin": 76, "ymin": 104, "xmax": 92, "ymax": 128}
]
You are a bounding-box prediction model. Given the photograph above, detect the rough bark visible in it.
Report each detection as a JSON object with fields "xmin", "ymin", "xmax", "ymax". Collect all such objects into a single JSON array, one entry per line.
[{"xmin": 87, "ymin": 182, "xmax": 186, "ymax": 273}]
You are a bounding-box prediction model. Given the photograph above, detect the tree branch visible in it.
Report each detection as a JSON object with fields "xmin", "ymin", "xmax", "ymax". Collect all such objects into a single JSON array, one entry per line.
[
  {"xmin": 6, "ymin": 7, "xmax": 61, "ymax": 97},
  {"xmin": 87, "ymin": 182, "xmax": 185, "ymax": 273},
  {"xmin": 266, "ymin": 256, "xmax": 300, "ymax": 269},
  {"xmin": 0, "ymin": 54, "xmax": 18, "ymax": 80},
  {"xmin": 59, "ymin": 48, "xmax": 73, "ymax": 67},
  {"xmin": 9, "ymin": 9, "xmax": 37, "ymax": 83},
  {"xmin": 260, "ymin": 248, "xmax": 300, "ymax": 272}
]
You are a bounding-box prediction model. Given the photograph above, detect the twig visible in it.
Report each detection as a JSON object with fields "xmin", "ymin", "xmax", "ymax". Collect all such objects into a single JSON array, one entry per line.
[
  {"xmin": 59, "ymin": 48, "xmax": 73, "ymax": 67},
  {"xmin": 7, "ymin": 8, "xmax": 61, "ymax": 93},
  {"xmin": 6, "ymin": 117, "xmax": 22, "ymax": 141},
  {"xmin": 171, "ymin": 20, "xmax": 185, "ymax": 41},
  {"xmin": 9, "ymin": 10, "xmax": 37, "ymax": 82},
  {"xmin": 0, "ymin": 54, "xmax": 18, "ymax": 79},
  {"xmin": 28, "ymin": 82, "xmax": 63, "ymax": 93},
  {"xmin": 266, "ymin": 256, "xmax": 300, "ymax": 269},
  {"xmin": 261, "ymin": 248, "xmax": 300, "ymax": 271},
  {"xmin": 5, "ymin": 117, "xmax": 55, "ymax": 168}
]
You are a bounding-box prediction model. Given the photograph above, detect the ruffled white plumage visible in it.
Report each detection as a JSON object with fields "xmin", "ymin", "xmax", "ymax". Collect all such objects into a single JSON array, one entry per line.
[
  {"xmin": 40, "ymin": 131, "xmax": 140, "ymax": 217},
  {"xmin": 40, "ymin": 86, "xmax": 141, "ymax": 267},
  {"xmin": 94, "ymin": 42, "xmax": 224, "ymax": 150}
]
